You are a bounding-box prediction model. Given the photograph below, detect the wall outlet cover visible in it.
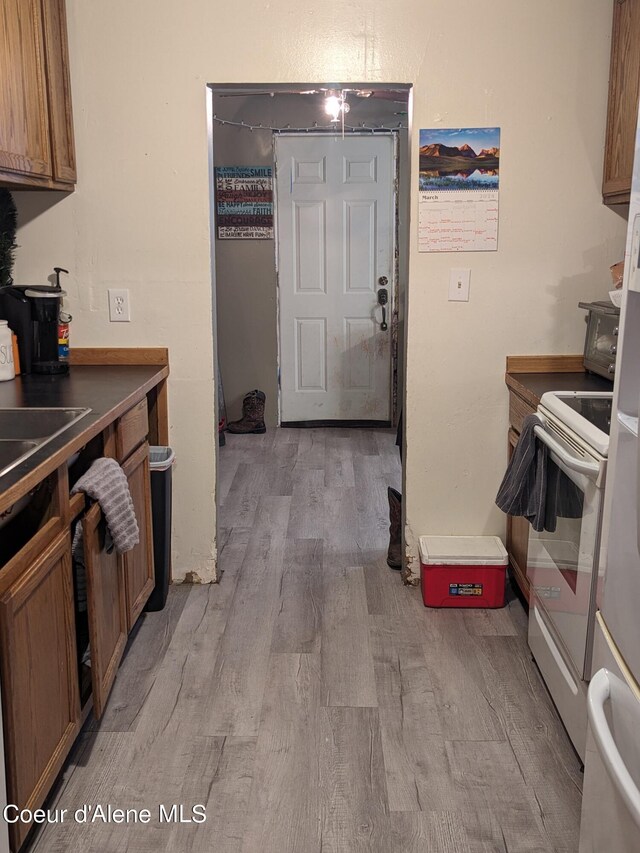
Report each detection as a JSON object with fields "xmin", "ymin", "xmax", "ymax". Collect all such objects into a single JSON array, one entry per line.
[{"xmin": 108, "ymin": 288, "xmax": 131, "ymax": 322}]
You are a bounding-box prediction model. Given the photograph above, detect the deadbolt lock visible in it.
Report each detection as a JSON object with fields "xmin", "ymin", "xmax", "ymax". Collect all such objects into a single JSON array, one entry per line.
[{"xmin": 378, "ymin": 276, "xmax": 388, "ymax": 286}]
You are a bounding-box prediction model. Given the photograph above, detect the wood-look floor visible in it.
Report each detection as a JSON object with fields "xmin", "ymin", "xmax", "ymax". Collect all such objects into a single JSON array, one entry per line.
[{"xmin": 26, "ymin": 428, "xmax": 582, "ymax": 853}]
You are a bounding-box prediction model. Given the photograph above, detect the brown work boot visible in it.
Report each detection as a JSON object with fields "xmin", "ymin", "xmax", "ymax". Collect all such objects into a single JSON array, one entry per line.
[
  {"xmin": 227, "ymin": 390, "xmax": 267, "ymax": 434},
  {"xmin": 387, "ymin": 487, "xmax": 402, "ymax": 570}
]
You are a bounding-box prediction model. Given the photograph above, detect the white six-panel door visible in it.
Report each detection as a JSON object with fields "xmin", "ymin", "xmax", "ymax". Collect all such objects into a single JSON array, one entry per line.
[{"xmin": 275, "ymin": 134, "xmax": 394, "ymax": 422}]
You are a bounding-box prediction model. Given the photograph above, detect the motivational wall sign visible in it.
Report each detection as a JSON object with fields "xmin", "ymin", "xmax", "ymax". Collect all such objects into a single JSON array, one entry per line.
[{"xmin": 215, "ymin": 166, "xmax": 274, "ymax": 239}]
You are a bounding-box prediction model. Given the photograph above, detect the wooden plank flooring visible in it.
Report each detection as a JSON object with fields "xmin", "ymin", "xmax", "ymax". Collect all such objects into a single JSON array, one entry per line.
[{"xmin": 26, "ymin": 428, "xmax": 582, "ymax": 852}]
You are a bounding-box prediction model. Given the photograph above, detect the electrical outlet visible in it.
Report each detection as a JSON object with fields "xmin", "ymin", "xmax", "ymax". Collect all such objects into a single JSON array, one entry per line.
[
  {"xmin": 108, "ymin": 288, "xmax": 131, "ymax": 322},
  {"xmin": 448, "ymin": 268, "xmax": 471, "ymax": 302}
]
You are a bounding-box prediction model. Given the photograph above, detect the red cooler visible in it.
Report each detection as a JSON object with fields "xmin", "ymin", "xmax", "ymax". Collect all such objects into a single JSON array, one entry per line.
[{"xmin": 419, "ymin": 535, "xmax": 508, "ymax": 608}]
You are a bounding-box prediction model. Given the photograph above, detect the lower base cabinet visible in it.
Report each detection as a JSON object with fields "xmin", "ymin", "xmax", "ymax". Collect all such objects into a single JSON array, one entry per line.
[
  {"xmin": 122, "ymin": 442, "xmax": 155, "ymax": 631},
  {"xmin": 0, "ymin": 532, "xmax": 81, "ymax": 851},
  {"xmin": 0, "ymin": 400, "xmax": 159, "ymax": 850},
  {"xmin": 82, "ymin": 503, "xmax": 128, "ymax": 719}
]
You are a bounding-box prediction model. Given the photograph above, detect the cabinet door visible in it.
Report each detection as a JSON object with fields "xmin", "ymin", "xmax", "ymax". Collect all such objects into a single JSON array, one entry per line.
[
  {"xmin": 0, "ymin": 531, "xmax": 80, "ymax": 851},
  {"xmin": 122, "ymin": 442, "xmax": 155, "ymax": 631},
  {"xmin": 0, "ymin": 0, "xmax": 52, "ymax": 178},
  {"xmin": 603, "ymin": 0, "xmax": 640, "ymax": 204},
  {"xmin": 506, "ymin": 428, "xmax": 531, "ymax": 602},
  {"xmin": 41, "ymin": 0, "xmax": 76, "ymax": 183},
  {"xmin": 82, "ymin": 502, "xmax": 127, "ymax": 720}
]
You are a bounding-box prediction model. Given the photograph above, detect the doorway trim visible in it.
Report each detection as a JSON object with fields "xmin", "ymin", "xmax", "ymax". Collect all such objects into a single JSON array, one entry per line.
[{"xmin": 207, "ymin": 81, "xmax": 413, "ymax": 572}]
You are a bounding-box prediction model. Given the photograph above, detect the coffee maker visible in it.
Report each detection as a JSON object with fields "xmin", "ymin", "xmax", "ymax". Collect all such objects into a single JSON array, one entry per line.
[
  {"xmin": 0, "ymin": 267, "xmax": 69, "ymax": 374},
  {"xmin": 25, "ymin": 286, "xmax": 67, "ymax": 374}
]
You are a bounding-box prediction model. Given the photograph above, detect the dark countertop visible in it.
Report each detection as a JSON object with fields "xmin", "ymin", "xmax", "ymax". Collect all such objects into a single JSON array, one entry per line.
[
  {"xmin": 0, "ymin": 365, "xmax": 166, "ymax": 512},
  {"xmin": 506, "ymin": 371, "xmax": 613, "ymax": 409}
]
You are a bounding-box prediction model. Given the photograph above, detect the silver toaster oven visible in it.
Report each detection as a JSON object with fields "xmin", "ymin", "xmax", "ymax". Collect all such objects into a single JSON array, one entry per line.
[{"xmin": 579, "ymin": 300, "xmax": 619, "ymax": 379}]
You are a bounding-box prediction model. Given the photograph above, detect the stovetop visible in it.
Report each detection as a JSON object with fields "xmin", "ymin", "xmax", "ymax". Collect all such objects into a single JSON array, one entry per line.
[
  {"xmin": 538, "ymin": 391, "xmax": 613, "ymax": 458},
  {"xmin": 561, "ymin": 395, "xmax": 612, "ymax": 436}
]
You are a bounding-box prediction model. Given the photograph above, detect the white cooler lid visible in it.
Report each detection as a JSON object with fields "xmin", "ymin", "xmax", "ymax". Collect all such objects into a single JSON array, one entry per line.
[{"xmin": 419, "ymin": 535, "xmax": 508, "ymax": 566}]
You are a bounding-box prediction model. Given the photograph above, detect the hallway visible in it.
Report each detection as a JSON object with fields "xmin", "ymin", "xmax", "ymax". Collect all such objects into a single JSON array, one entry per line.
[{"xmin": 27, "ymin": 428, "xmax": 582, "ymax": 852}]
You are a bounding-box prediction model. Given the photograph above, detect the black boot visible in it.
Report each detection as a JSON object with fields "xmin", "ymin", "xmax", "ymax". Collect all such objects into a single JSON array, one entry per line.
[
  {"xmin": 227, "ymin": 390, "xmax": 267, "ymax": 434},
  {"xmin": 387, "ymin": 487, "xmax": 402, "ymax": 569}
]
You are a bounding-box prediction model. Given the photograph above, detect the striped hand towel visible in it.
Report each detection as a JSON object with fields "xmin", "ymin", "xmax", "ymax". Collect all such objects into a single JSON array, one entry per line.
[{"xmin": 495, "ymin": 414, "xmax": 547, "ymax": 532}]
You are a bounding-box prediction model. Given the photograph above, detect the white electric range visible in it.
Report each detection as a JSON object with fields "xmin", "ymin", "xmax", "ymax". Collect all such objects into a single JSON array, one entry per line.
[{"xmin": 527, "ymin": 390, "xmax": 612, "ymax": 760}]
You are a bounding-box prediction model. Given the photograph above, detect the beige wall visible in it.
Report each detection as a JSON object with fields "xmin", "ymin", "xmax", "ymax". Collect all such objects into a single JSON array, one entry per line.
[
  {"xmin": 11, "ymin": 0, "xmax": 627, "ymax": 581},
  {"xmin": 401, "ymin": 3, "xmax": 627, "ymax": 575}
]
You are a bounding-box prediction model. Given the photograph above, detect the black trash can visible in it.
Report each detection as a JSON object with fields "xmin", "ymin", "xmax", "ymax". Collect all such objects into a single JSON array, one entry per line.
[{"xmin": 145, "ymin": 446, "xmax": 175, "ymax": 612}]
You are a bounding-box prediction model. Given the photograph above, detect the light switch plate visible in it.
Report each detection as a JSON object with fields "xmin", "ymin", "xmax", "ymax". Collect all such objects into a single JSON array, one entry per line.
[{"xmin": 449, "ymin": 269, "xmax": 471, "ymax": 302}]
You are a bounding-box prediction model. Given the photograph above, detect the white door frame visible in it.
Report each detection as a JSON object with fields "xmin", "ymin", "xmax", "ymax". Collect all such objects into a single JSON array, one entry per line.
[{"xmin": 273, "ymin": 130, "xmax": 399, "ymax": 426}]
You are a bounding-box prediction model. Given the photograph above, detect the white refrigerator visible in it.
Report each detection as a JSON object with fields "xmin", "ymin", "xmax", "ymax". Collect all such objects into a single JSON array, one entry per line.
[{"xmin": 579, "ymin": 108, "xmax": 640, "ymax": 851}]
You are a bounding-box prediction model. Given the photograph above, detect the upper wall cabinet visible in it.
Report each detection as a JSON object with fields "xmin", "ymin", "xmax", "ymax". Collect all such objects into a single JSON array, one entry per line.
[
  {"xmin": 0, "ymin": 0, "xmax": 76, "ymax": 191},
  {"xmin": 603, "ymin": 0, "xmax": 640, "ymax": 205}
]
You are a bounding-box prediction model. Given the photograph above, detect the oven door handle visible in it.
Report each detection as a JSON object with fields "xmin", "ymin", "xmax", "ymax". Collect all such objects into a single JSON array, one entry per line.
[{"xmin": 533, "ymin": 424, "xmax": 600, "ymax": 476}]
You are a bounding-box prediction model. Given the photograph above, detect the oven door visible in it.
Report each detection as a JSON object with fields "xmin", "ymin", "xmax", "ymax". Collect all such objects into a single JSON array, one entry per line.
[{"xmin": 526, "ymin": 424, "xmax": 604, "ymax": 679}]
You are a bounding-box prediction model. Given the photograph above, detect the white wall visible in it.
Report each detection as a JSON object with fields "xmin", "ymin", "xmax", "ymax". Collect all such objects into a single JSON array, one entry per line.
[{"xmin": 12, "ymin": 0, "xmax": 627, "ymax": 581}]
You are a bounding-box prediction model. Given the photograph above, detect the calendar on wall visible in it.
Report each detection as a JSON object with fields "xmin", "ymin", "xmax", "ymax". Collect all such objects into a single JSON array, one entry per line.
[{"xmin": 417, "ymin": 127, "xmax": 500, "ymax": 253}]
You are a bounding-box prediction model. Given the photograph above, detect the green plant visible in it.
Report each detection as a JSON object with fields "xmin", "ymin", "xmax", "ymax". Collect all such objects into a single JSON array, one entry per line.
[{"xmin": 0, "ymin": 188, "xmax": 18, "ymax": 288}]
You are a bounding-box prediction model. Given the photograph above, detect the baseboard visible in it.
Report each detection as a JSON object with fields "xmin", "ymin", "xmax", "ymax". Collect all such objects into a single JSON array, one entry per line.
[{"xmin": 280, "ymin": 419, "xmax": 392, "ymax": 429}]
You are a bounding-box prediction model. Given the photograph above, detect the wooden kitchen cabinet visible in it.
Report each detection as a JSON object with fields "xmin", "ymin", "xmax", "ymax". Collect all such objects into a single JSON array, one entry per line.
[
  {"xmin": 121, "ymin": 441, "xmax": 155, "ymax": 631},
  {"xmin": 0, "ymin": 355, "xmax": 168, "ymax": 850},
  {"xmin": 0, "ymin": 530, "xmax": 80, "ymax": 851},
  {"xmin": 41, "ymin": 0, "xmax": 76, "ymax": 183},
  {"xmin": 602, "ymin": 0, "xmax": 640, "ymax": 204},
  {"xmin": 82, "ymin": 502, "xmax": 128, "ymax": 720},
  {"xmin": 0, "ymin": 0, "xmax": 76, "ymax": 190},
  {"xmin": 116, "ymin": 398, "xmax": 149, "ymax": 462}
]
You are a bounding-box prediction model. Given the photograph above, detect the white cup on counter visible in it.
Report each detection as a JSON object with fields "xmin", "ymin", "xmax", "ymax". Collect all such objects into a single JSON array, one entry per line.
[{"xmin": 0, "ymin": 320, "xmax": 15, "ymax": 382}]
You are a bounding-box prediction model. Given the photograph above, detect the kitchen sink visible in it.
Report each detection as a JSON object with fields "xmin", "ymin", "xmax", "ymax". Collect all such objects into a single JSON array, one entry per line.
[
  {"xmin": 0, "ymin": 440, "xmax": 40, "ymax": 474},
  {"xmin": 0, "ymin": 407, "xmax": 91, "ymax": 478},
  {"xmin": 0, "ymin": 407, "xmax": 91, "ymax": 441}
]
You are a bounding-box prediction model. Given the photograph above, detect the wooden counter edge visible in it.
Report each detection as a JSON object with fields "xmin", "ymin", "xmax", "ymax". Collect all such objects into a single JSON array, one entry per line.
[
  {"xmin": 505, "ymin": 355, "xmax": 585, "ymax": 410},
  {"xmin": 69, "ymin": 347, "xmax": 168, "ymax": 367},
  {"xmin": 0, "ymin": 365, "xmax": 169, "ymax": 514},
  {"xmin": 505, "ymin": 374, "xmax": 542, "ymax": 410},
  {"xmin": 506, "ymin": 355, "xmax": 584, "ymax": 374}
]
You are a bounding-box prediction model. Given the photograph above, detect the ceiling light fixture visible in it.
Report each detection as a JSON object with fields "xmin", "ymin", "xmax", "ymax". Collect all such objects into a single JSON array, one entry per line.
[{"xmin": 324, "ymin": 90, "xmax": 350, "ymax": 123}]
